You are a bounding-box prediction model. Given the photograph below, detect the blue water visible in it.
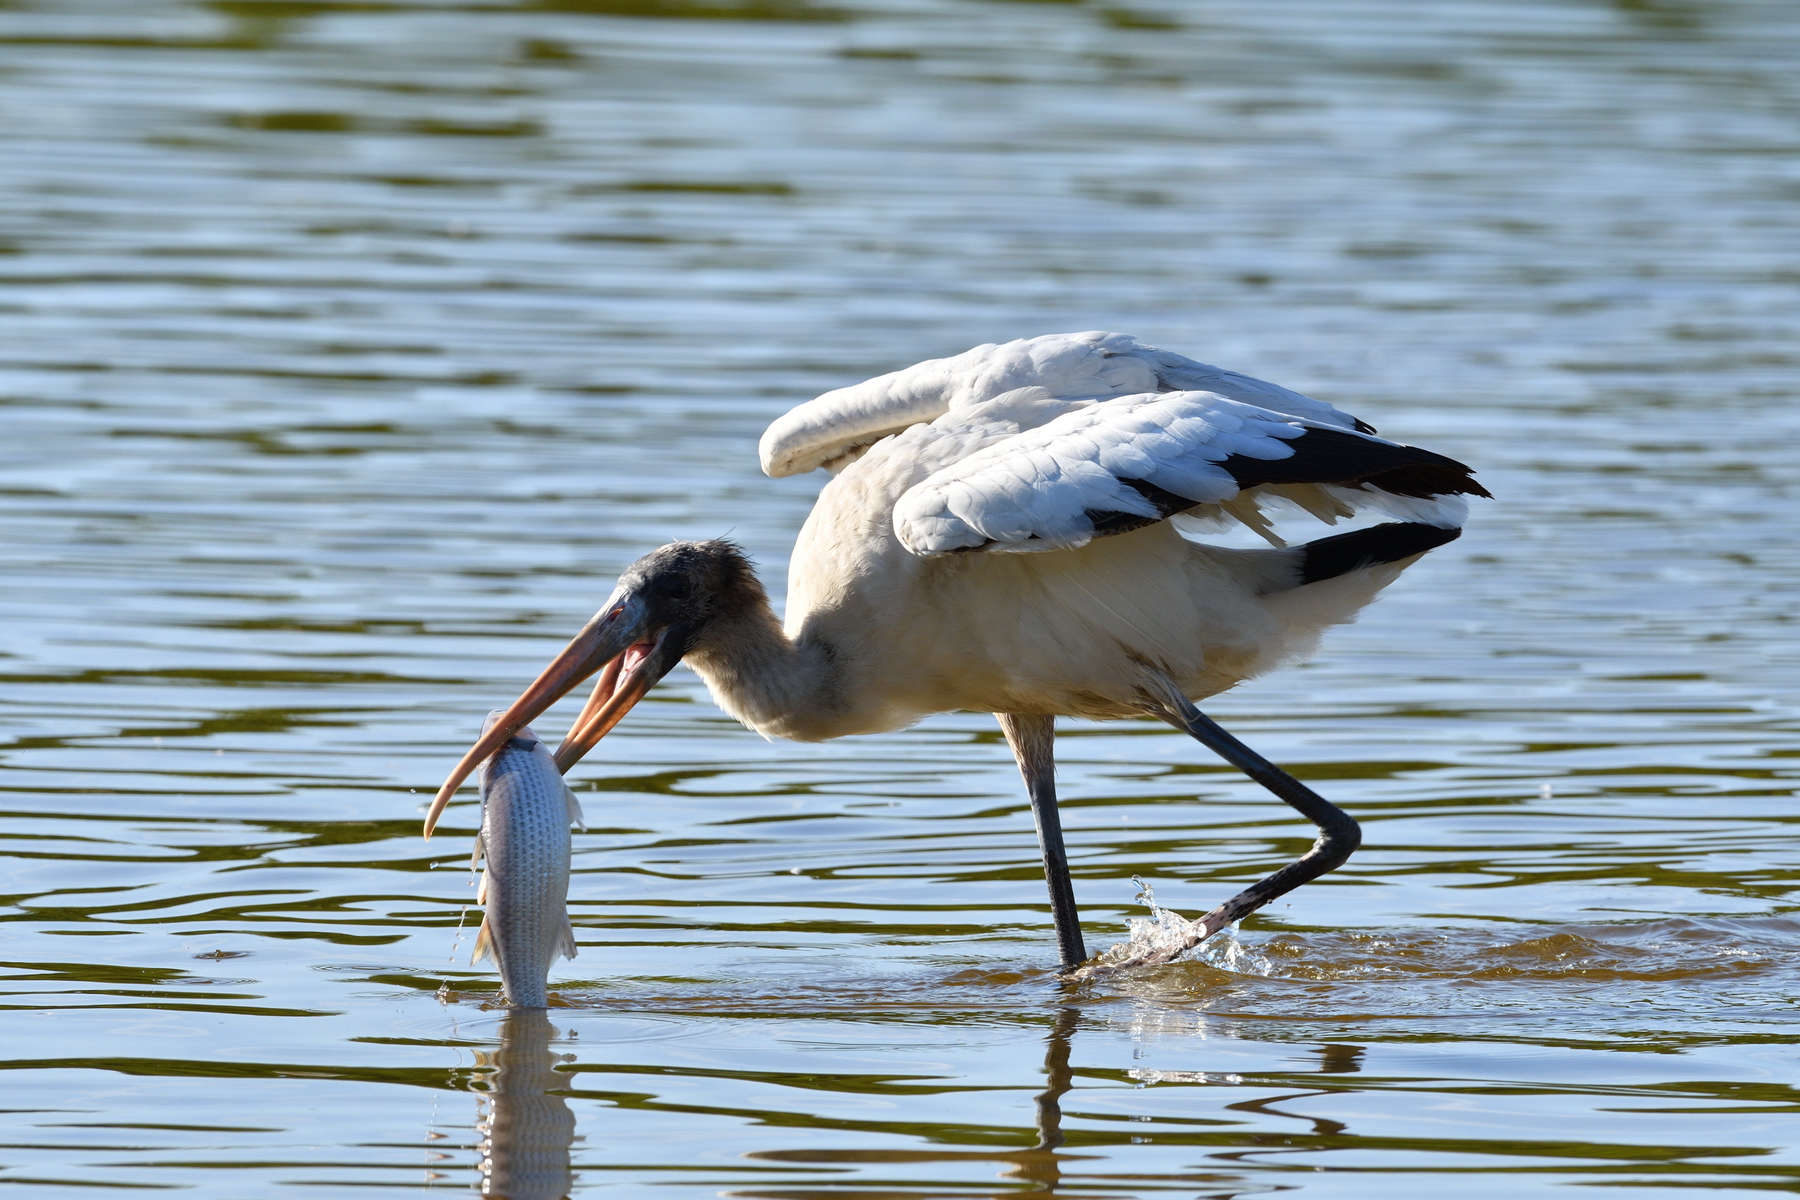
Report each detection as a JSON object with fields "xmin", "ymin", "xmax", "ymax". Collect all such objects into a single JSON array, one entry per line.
[{"xmin": 2, "ymin": 0, "xmax": 1798, "ymax": 1193}]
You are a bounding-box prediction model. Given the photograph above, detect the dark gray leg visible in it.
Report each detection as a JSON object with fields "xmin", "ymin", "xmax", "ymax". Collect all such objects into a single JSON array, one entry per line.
[
  {"xmin": 997, "ymin": 713, "xmax": 1089, "ymax": 970},
  {"xmin": 1156, "ymin": 689, "xmax": 1361, "ymax": 938}
]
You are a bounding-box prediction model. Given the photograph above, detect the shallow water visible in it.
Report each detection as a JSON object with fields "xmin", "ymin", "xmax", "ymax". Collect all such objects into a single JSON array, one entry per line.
[{"xmin": 2, "ymin": 0, "xmax": 1799, "ymax": 1194}]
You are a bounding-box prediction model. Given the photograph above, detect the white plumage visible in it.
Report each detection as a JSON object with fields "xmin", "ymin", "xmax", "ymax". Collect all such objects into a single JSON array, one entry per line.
[
  {"xmin": 723, "ymin": 332, "xmax": 1483, "ymax": 742},
  {"xmin": 759, "ymin": 329, "xmax": 1355, "ymax": 478}
]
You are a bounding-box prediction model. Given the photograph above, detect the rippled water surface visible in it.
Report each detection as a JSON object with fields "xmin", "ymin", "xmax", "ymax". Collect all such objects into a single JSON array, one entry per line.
[{"xmin": 3, "ymin": 0, "xmax": 1799, "ymax": 1194}]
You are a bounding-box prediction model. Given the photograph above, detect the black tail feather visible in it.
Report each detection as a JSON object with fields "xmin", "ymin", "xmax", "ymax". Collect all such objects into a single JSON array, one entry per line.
[{"xmin": 1299, "ymin": 522, "xmax": 1460, "ymax": 585}]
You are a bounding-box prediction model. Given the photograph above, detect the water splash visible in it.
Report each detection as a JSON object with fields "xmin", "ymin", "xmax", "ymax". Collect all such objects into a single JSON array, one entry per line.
[
  {"xmin": 1124, "ymin": 877, "xmax": 1192, "ymax": 953},
  {"xmin": 1072, "ymin": 877, "xmax": 1226, "ymax": 977},
  {"xmin": 1193, "ymin": 926, "xmax": 1279, "ymax": 977}
]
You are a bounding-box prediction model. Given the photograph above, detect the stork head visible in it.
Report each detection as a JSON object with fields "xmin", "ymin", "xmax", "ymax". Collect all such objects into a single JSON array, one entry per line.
[{"xmin": 423, "ymin": 539, "xmax": 755, "ymax": 837}]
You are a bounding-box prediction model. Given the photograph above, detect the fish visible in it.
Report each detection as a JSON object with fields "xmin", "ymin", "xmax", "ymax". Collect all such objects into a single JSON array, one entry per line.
[{"xmin": 468, "ymin": 710, "xmax": 586, "ymax": 1007}]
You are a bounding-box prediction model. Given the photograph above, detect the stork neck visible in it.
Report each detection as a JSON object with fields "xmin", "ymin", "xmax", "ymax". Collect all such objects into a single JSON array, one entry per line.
[{"xmin": 683, "ymin": 593, "xmax": 838, "ymax": 742}]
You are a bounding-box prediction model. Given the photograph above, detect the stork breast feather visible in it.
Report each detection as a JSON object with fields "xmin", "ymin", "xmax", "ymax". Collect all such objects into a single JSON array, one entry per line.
[{"xmin": 894, "ymin": 393, "xmax": 1308, "ymax": 555}]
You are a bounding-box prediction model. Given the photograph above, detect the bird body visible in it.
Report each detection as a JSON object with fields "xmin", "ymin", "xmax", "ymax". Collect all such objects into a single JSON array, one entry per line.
[
  {"xmin": 471, "ymin": 714, "xmax": 585, "ymax": 1007},
  {"xmin": 430, "ymin": 331, "xmax": 1488, "ymax": 973},
  {"xmin": 698, "ymin": 515, "xmax": 1420, "ymax": 742},
  {"xmin": 694, "ymin": 331, "xmax": 1479, "ymax": 741}
]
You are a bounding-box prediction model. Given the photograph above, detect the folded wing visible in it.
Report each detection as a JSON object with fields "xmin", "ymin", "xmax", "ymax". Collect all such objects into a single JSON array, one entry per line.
[{"xmin": 893, "ymin": 391, "xmax": 1487, "ymax": 556}]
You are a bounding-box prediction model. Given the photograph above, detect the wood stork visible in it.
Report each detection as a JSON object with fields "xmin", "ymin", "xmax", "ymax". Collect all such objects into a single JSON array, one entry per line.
[{"xmin": 426, "ymin": 331, "xmax": 1487, "ymax": 972}]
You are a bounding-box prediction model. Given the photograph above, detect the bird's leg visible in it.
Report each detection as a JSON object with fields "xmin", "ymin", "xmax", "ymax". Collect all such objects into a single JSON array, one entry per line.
[
  {"xmin": 997, "ymin": 713, "xmax": 1089, "ymax": 970},
  {"xmin": 1070, "ymin": 676, "xmax": 1361, "ymax": 977},
  {"xmin": 1162, "ymin": 698, "xmax": 1362, "ymax": 931}
]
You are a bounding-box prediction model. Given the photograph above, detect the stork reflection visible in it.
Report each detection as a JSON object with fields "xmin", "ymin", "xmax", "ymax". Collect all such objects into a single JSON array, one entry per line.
[
  {"xmin": 1004, "ymin": 1005, "xmax": 1082, "ymax": 1188},
  {"xmin": 473, "ymin": 1008, "xmax": 576, "ymax": 1199},
  {"xmin": 743, "ymin": 1005, "xmax": 1089, "ymax": 1186}
]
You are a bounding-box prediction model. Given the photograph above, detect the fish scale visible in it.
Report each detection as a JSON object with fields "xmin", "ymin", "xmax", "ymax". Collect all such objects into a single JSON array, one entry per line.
[{"xmin": 473, "ymin": 717, "xmax": 585, "ymax": 1007}]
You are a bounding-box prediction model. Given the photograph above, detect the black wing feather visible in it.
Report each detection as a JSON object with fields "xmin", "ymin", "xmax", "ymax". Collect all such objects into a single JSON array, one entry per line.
[
  {"xmin": 1081, "ymin": 426, "xmax": 1488, "ymax": 535},
  {"xmin": 1223, "ymin": 427, "xmax": 1489, "ymax": 500}
]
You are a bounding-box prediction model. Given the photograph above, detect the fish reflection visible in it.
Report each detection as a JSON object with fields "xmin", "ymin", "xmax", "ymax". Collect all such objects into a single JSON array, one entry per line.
[{"xmin": 473, "ymin": 1008, "xmax": 577, "ymax": 1200}]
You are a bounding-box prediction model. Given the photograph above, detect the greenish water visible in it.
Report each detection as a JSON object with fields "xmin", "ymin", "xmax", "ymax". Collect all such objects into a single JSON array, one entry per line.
[{"xmin": 2, "ymin": 0, "xmax": 1798, "ymax": 1194}]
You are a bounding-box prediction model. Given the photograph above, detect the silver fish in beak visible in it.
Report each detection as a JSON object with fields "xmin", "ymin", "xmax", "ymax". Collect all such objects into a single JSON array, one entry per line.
[{"xmin": 469, "ymin": 712, "xmax": 586, "ymax": 1008}]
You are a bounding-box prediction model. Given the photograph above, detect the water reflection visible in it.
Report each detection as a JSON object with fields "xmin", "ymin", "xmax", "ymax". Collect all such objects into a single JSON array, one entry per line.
[
  {"xmin": 473, "ymin": 1010, "xmax": 576, "ymax": 1200},
  {"xmin": 745, "ymin": 1007, "xmax": 1093, "ymax": 1190},
  {"xmin": 1010, "ymin": 1005, "xmax": 1079, "ymax": 1189}
]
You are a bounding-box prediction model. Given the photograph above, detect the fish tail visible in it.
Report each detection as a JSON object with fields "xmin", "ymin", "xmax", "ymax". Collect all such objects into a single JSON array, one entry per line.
[
  {"xmin": 558, "ymin": 916, "xmax": 579, "ymax": 962},
  {"xmin": 471, "ymin": 915, "xmax": 494, "ymax": 964}
]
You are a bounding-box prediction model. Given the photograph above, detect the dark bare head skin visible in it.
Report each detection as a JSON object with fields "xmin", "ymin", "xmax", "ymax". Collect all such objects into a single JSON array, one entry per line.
[{"xmin": 614, "ymin": 539, "xmax": 765, "ymax": 633}]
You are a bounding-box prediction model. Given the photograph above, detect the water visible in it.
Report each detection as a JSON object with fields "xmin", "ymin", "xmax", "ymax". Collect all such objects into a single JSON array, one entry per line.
[{"xmin": 2, "ymin": 0, "xmax": 1798, "ymax": 1194}]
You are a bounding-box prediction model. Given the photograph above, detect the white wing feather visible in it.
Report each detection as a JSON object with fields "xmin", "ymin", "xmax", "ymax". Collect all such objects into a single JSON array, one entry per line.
[
  {"xmin": 760, "ymin": 331, "xmax": 1359, "ymax": 478},
  {"xmin": 894, "ymin": 392, "xmax": 1320, "ymax": 555}
]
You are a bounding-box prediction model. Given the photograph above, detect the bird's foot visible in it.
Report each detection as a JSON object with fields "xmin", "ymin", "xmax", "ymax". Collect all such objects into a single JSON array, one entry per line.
[{"xmin": 1063, "ymin": 905, "xmax": 1231, "ymax": 979}]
